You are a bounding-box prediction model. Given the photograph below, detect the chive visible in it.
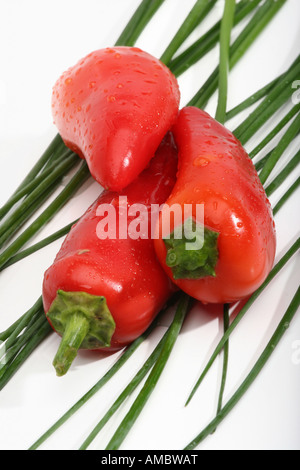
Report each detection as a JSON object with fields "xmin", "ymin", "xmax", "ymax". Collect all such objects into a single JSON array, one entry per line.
[
  {"xmin": 115, "ymin": 0, "xmax": 166, "ymax": 47},
  {"xmin": 0, "ymin": 319, "xmax": 52, "ymax": 391},
  {"xmin": 273, "ymin": 177, "xmax": 300, "ymax": 216},
  {"xmin": 256, "ymin": 148, "xmax": 299, "ymax": 198},
  {"xmin": 213, "ymin": 0, "xmax": 235, "ymax": 425},
  {"xmin": 40, "ymin": 139, "xmax": 69, "ymax": 172},
  {"xmin": 169, "ymin": 0, "xmax": 260, "ymax": 78},
  {"xmin": 215, "ymin": 304, "xmax": 230, "ymax": 417},
  {"xmin": 0, "ymin": 148, "xmax": 74, "ymax": 221},
  {"xmin": 188, "ymin": 0, "xmax": 287, "ymax": 109},
  {"xmin": 0, "ymin": 153, "xmax": 79, "ymax": 240},
  {"xmin": 254, "ymin": 148, "xmax": 273, "ymax": 172},
  {"xmin": 0, "ymin": 134, "xmax": 63, "ymax": 215},
  {"xmin": 0, "ymin": 298, "xmax": 43, "ymax": 360},
  {"xmin": 79, "ymin": 329, "xmax": 169, "ymax": 450},
  {"xmin": 29, "ymin": 338, "xmax": 145, "ymax": 450},
  {"xmin": 0, "ymin": 220, "xmax": 78, "ymax": 272},
  {"xmin": 265, "ymin": 149, "xmax": 300, "ymax": 197},
  {"xmin": 0, "ymin": 162, "xmax": 90, "ymax": 271},
  {"xmin": 185, "ymin": 237, "xmax": 300, "ymax": 405},
  {"xmin": 0, "ymin": 298, "xmax": 43, "ymax": 343},
  {"xmin": 215, "ymin": 0, "xmax": 236, "ymax": 124},
  {"xmin": 0, "ymin": 314, "xmax": 46, "ymax": 372},
  {"xmin": 225, "ymin": 75, "xmax": 282, "ymax": 122},
  {"xmin": 28, "ymin": 296, "xmax": 179, "ymax": 450},
  {"xmin": 0, "ymin": 312, "xmax": 29, "ymax": 342},
  {"xmin": 259, "ymin": 112, "xmax": 300, "ymax": 185},
  {"xmin": 184, "ymin": 285, "xmax": 300, "ymax": 450},
  {"xmin": 234, "ymin": 55, "xmax": 300, "ymax": 144},
  {"xmin": 114, "ymin": 0, "xmax": 153, "ymax": 46},
  {"xmin": 249, "ymin": 105, "xmax": 300, "ymax": 159},
  {"xmin": 229, "ymin": 0, "xmax": 286, "ymax": 69},
  {"xmin": 0, "ymin": 179, "xmax": 63, "ymax": 249},
  {"xmin": 105, "ymin": 294, "xmax": 191, "ymax": 450},
  {"xmin": 160, "ymin": 0, "xmax": 218, "ymax": 65}
]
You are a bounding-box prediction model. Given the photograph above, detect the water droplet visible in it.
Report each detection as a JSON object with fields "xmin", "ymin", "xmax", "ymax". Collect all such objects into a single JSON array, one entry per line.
[
  {"xmin": 193, "ymin": 157, "xmax": 209, "ymax": 167},
  {"xmin": 107, "ymin": 95, "xmax": 116, "ymax": 103}
]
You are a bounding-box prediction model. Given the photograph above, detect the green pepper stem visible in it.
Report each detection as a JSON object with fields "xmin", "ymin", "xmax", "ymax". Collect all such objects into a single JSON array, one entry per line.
[
  {"xmin": 164, "ymin": 218, "xmax": 219, "ymax": 280},
  {"xmin": 47, "ymin": 290, "xmax": 116, "ymax": 377},
  {"xmin": 53, "ymin": 314, "xmax": 90, "ymax": 377}
]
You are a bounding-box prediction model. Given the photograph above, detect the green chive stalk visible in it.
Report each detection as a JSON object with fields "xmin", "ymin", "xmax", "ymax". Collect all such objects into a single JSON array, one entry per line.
[
  {"xmin": 0, "ymin": 297, "xmax": 43, "ymax": 362},
  {"xmin": 185, "ymin": 237, "xmax": 300, "ymax": 405},
  {"xmin": 0, "ymin": 180, "xmax": 63, "ymax": 249},
  {"xmin": 259, "ymin": 112, "xmax": 300, "ymax": 185},
  {"xmin": 214, "ymin": 0, "xmax": 235, "ymax": 426},
  {"xmin": 249, "ymin": 105, "xmax": 300, "ymax": 159},
  {"xmin": 79, "ymin": 329, "xmax": 169, "ymax": 450},
  {"xmin": 0, "ymin": 134, "xmax": 64, "ymax": 219},
  {"xmin": 105, "ymin": 294, "xmax": 191, "ymax": 450},
  {"xmin": 0, "ymin": 220, "xmax": 78, "ymax": 272},
  {"xmin": 169, "ymin": 0, "xmax": 261, "ymax": 78},
  {"xmin": 184, "ymin": 285, "xmax": 300, "ymax": 450},
  {"xmin": 0, "ymin": 148, "xmax": 75, "ymax": 221},
  {"xmin": 188, "ymin": 0, "xmax": 287, "ymax": 110},
  {"xmin": 265, "ymin": 149, "xmax": 300, "ymax": 197},
  {"xmin": 0, "ymin": 162, "xmax": 90, "ymax": 271},
  {"xmin": 115, "ymin": 0, "xmax": 167, "ymax": 47},
  {"xmin": 29, "ymin": 332, "xmax": 150, "ymax": 449},
  {"xmin": 225, "ymin": 75, "xmax": 283, "ymax": 122},
  {"xmin": 160, "ymin": 0, "xmax": 218, "ymax": 65},
  {"xmin": 273, "ymin": 177, "xmax": 300, "ymax": 216},
  {"xmin": 28, "ymin": 296, "xmax": 179, "ymax": 450},
  {"xmin": 215, "ymin": 304, "xmax": 230, "ymax": 419},
  {"xmin": 0, "ymin": 315, "xmax": 46, "ymax": 376},
  {"xmin": 215, "ymin": 0, "xmax": 236, "ymax": 124},
  {"xmin": 0, "ymin": 320, "xmax": 52, "ymax": 391},
  {"xmin": 234, "ymin": 54, "xmax": 300, "ymax": 144},
  {"xmin": 0, "ymin": 153, "xmax": 79, "ymax": 241}
]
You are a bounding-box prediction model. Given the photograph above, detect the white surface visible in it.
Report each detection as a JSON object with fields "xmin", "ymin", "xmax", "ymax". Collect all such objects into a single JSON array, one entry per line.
[{"xmin": 0, "ymin": 0, "xmax": 299, "ymax": 451}]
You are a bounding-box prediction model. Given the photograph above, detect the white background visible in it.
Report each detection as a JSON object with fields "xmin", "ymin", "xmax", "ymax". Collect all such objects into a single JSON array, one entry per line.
[{"xmin": 0, "ymin": 0, "xmax": 299, "ymax": 450}]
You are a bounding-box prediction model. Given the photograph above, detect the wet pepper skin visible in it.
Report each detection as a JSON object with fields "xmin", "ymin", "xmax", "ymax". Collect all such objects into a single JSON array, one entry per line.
[
  {"xmin": 51, "ymin": 46, "xmax": 180, "ymax": 191},
  {"xmin": 154, "ymin": 107, "xmax": 276, "ymax": 304},
  {"xmin": 43, "ymin": 134, "xmax": 177, "ymax": 352}
]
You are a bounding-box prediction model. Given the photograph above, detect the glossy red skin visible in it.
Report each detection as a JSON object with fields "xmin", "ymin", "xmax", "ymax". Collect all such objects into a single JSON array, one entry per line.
[
  {"xmin": 43, "ymin": 134, "xmax": 177, "ymax": 351},
  {"xmin": 51, "ymin": 46, "xmax": 180, "ymax": 191},
  {"xmin": 154, "ymin": 107, "xmax": 276, "ymax": 304}
]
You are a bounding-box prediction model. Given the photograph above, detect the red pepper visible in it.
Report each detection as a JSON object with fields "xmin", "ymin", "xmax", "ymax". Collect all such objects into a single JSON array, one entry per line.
[
  {"xmin": 154, "ymin": 107, "xmax": 276, "ymax": 304},
  {"xmin": 43, "ymin": 133, "xmax": 177, "ymax": 376},
  {"xmin": 51, "ymin": 46, "xmax": 180, "ymax": 191}
]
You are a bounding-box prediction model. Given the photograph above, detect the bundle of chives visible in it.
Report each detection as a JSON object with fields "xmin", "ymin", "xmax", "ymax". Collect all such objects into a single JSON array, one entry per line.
[{"xmin": 0, "ymin": 0, "xmax": 298, "ymax": 451}]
